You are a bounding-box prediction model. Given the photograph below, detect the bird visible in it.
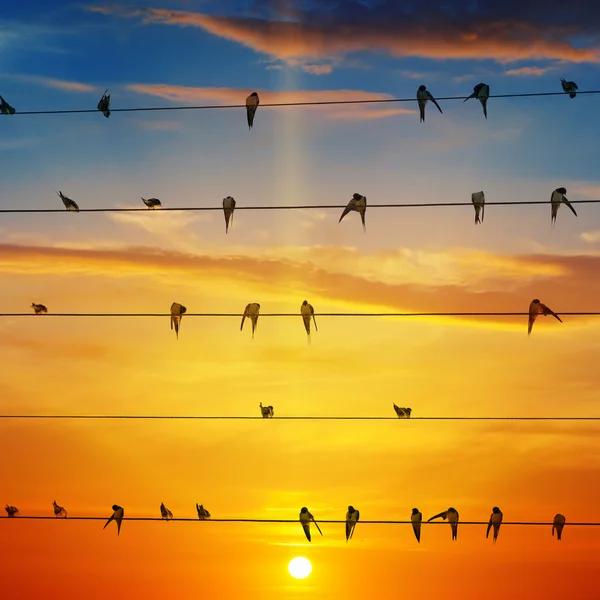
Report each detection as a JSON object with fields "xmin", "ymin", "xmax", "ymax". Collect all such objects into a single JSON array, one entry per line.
[
  {"xmin": 31, "ymin": 303, "xmax": 48, "ymax": 314},
  {"xmin": 246, "ymin": 92, "xmax": 259, "ymax": 129},
  {"xmin": 103, "ymin": 505, "xmax": 124, "ymax": 535},
  {"xmin": 411, "ymin": 508, "xmax": 422, "ymax": 543},
  {"xmin": 560, "ymin": 78, "xmax": 578, "ymax": 98},
  {"xmin": 5, "ymin": 505, "xmax": 19, "ymax": 517},
  {"xmin": 346, "ymin": 506, "xmax": 360, "ymax": 542},
  {"xmin": 52, "ymin": 501, "xmax": 67, "ymax": 518},
  {"xmin": 196, "ymin": 504, "xmax": 211, "ymax": 519},
  {"xmin": 393, "ymin": 404, "xmax": 412, "ymax": 418},
  {"xmin": 471, "ymin": 191, "xmax": 485, "ymax": 224},
  {"xmin": 0, "ymin": 95, "xmax": 16, "ymax": 115},
  {"xmin": 300, "ymin": 300, "xmax": 318, "ymax": 342},
  {"xmin": 417, "ymin": 85, "xmax": 443, "ymax": 122},
  {"xmin": 259, "ymin": 402, "xmax": 274, "ymax": 418},
  {"xmin": 299, "ymin": 507, "xmax": 322, "ymax": 542},
  {"xmin": 241, "ymin": 303, "xmax": 260, "ymax": 338},
  {"xmin": 528, "ymin": 299, "xmax": 562, "ymax": 335},
  {"xmin": 170, "ymin": 302, "xmax": 187, "ymax": 340},
  {"xmin": 57, "ymin": 191, "xmax": 79, "ymax": 211},
  {"xmin": 339, "ymin": 193, "xmax": 367, "ymax": 231},
  {"xmin": 160, "ymin": 503, "xmax": 173, "ymax": 521},
  {"xmin": 486, "ymin": 506, "xmax": 503, "ymax": 543},
  {"xmin": 97, "ymin": 90, "xmax": 110, "ymax": 118},
  {"xmin": 552, "ymin": 514, "xmax": 566, "ymax": 540},
  {"xmin": 551, "ymin": 187, "xmax": 577, "ymax": 226},
  {"xmin": 464, "ymin": 83, "xmax": 490, "ymax": 119},
  {"xmin": 141, "ymin": 197, "xmax": 162, "ymax": 209},
  {"xmin": 428, "ymin": 507, "xmax": 459, "ymax": 541},
  {"xmin": 223, "ymin": 196, "xmax": 236, "ymax": 233}
]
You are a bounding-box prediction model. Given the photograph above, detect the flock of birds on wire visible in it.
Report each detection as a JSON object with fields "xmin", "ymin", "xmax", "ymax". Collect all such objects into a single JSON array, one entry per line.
[
  {"xmin": 28, "ymin": 298, "xmax": 564, "ymax": 338},
  {"xmin": 2, "ymin": 502, "xmax": 568, "ymax": 544}
]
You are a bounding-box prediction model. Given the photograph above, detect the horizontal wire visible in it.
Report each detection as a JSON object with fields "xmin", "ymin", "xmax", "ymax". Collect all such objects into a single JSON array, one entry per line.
[
  {"xmin": 1, "ymin": 199, "xmax": 600, "ymax": 214},
  {"xmin": 3, "ymin": 89, "xmax": 600, "ymax": 117},
  {"xmin": 1, "ymin": 312, "xmax": 598, "ymax": 317},
  {"xmin": 0, "ymin": 415, "xmax": 598, "ymax": 421},
  {"xmin": 0, "ymin": 516, "xmax": 595, "ymax": 526}
]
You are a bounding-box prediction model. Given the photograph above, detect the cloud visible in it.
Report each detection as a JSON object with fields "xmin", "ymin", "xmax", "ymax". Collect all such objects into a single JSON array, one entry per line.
[
  {"xmin": 504, "ymin": 66, "xmax": 554, "ymax": 76},
  {"xmin": 88, "ymin": 4, "xmax": 600, "ymax": 66},
  {"xmin": 1, "ymin": 73, "xmax": 96, "ymax": 92},
  {"xmin": 580, "ymin": 230, "xmax": 600, "ymax": 243},
  {"xmin": 126, "ymin": 84, "xmax": 415, "ymax": 120},
  {"xmin": 300, "ymin": 64, "xmax": 333, "ymax": 75}
]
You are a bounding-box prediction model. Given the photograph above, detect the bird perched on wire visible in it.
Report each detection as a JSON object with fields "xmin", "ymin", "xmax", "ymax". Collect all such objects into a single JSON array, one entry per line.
[
  {"xmin": 345, "ymin": 506, "xmax": 360, "ymax": 542},
  {"xmin": 5, "ymin": 505, "xmax": 19, "ymax": 517},
  {"xmin": 550, "ymin": 187, "xmax": 577, "ymax": 226},
  {"xmin": 142, "ymin": 197, "xmax": 162, "ymax": 209},
  {"xmin": 259, "ymin": 402, "xmax": 274, "ymax": 418},
  {"xmin": 299, "ymin": 507, "xmax": 322, "ymax": 542},
  {"xmin": 417, "ymin": 85, "xmax": 442, "ymax": 122},
  {"xmin": 97, "ymin": 90, "xmax": 111, "ymax": 118},
  {"xmin": 552, "ymin": 514, "xmax": 566, "ymax": 540},
  {"xmin": 52, "ymin": 501, "xmax": 67, "ymax": 518},
  {"xmin": 103, "ymin": 505, "xmax": 124, "ymax": 535},
  {"xmin": 528, "ymin": 299, "xmax": 562, "ymax": 335},
  {"xmin": 170, "ymin": 302, "xmax": 187, "ymax": 339},
  {"xmin": 560, "ymin": 78, "xmax": 578, "ymax": 98},
  {"xmin": 241, "ymin": 303, "xmax": 260, "ymax": 338},
  {"xmin": 486, "ymin": 506, "xmax": 503, "ymax": 543},
  {"xmin": 31, "ymin": 303, "xmax": 48, "ymax": 314},
  {"xmin": 300, "ymin": 300, "xmax": 317, "ymax": 342},
  {"xmin": 411, "ymin": 508, "xmax": 422, "ymax": 543},
  {"xmin": 0, "ymin": 95, "xmax": 16, "ymax": 115},
  {"xmin": 393, "ymin": 404, "xmax": 412, "ymax": 418},
  {"xmin": 57, "ymin": 191, "xmax": 79, "ymax": 212},
  {"xmin": 246, "ymin": 92, "xmax": 259, "ymax": 129},
  {"xmin": 196, "ymin": 504, "xmax": 211, "ymax": 519},
  {"xmin": 428, "ymin": 507, "xmax": 459, "ymax": 541},
  {"xmin": 471, "ymin": 191, "xmax": 485, "ymax": 224},
  {"xmin": 223, "ymin": 196, "xmax": 236, "ymax": 233},
  {"xmin": 160, "ymin": 503, "xmax": 173, "ymax": 521},
  {"xmin": 339, "ymin": 193, "xmax": 367, "ymax": 231},
  {"xmin": 464, "ymin": 83, "xmax": 490, "ymax": 119}
]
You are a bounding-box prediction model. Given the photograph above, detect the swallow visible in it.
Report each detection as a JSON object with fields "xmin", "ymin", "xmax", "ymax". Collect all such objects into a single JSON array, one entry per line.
[
  {"xmin": 417, "ymin": 85, "xmax": 443, "ymax": 122},
  {"xmin": 528, "ymin": 299, "xmax": 562, "ymax": 335},
  {"xmin": 259, "ymin": 402, "xmax": 274, "ymax": 418},
  {"xmin": 471, "ymin": 191, "xmax": 485, "ymax": 224},
  {"xmin": 223, "ymin": 196, "xmax": 236, "ymax": 233},
  {"xmin": 31, "ymin": 303, "xmax": 48, "ymax": 314},
  {"xmin": 411, "ymin": 508, "xmax": 422, "ymax": 543},
  {"xmin": 53, "ymin": 501, "xmax": 67, "ymax": 518},
  {"xmin": 5, "ymin": 505, "xmax": 19, "ymax": 517},
  {"xmin": 560, "ymin": 78, "xmax": 578, "ymax": 99},
  {"xmin": 170, "ymin": 302, "xmax": 187, "ymax": 340},
  {"xmin": 551, "ymin": 187, "xmax": 577, "ymax": 227},
  {"xmin": 97, "ymin": 90, "xmax": 110, "ymax": 118},
  {"xmin": 246, "ymin": 92, "xmax": 259, "ymax": 129},
  {"xmin": 103, "ymin": 505, "xmax": 124, "ymax": 535},
  {"xmin": 0, "ymin": 95, "xmax": 16, "ymax": 115},
  {"xmin": 393, "ymin": 404, "xmax": 412, "ymax": 418},
  {"xmin": 486, "ymin": 506, "xmax": 503, "ymax": 543},
  {"xmin": 57, "ymin": 191, "xmax": 79, "ymax": 212},
  {"xmin": 346, "ymin": 506, "xmax": 360, "ymax": 542},
  {"xmin": 428, "ymin": 507, "xmax": 459, "ymax": 541},
  {"xmin": 300, "ymin": 300, "xmax": 318, "ymax": 342},
  {"xmin": 241, "ymin": 303, "xmax": 260, "ymax": 338},
  {"xmin": 339, "ymin": 193, "xmax": 367, "ymax": 231},
  {"xmin": 552, "ymin": 513, "xmax": 566, "ymax": 540},
  {"xmin": 142, "ymin": 197, "xmax": 162, "ymax": 209},
  {"xmin": 299, "ymin": 506, "xmax": 322, "ymax": 541},
  {"xmin": 160, "ymin": 503, "xmax": 173, "ymax": 521},
  {"xmin": 464, "ymin": 83, "xmax": 490, "ymax": 119},
  {"xmin": 196, "ymin": 504, "xmax": 211, "ymax": 519}
]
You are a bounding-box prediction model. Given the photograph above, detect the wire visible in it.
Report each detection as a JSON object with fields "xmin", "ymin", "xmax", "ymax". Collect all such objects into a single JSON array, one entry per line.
[
  {"xmin": 3, "ymin": 89, "xmax": 600, "ymax": 117},
  {"xmin": 1, "ymin": 312, "xmax": 599, "ymax": 317},
  {"xmin": 1, "ymin": 516, "xmax": 596, "ymax": 526},
  {"xmin": 1, "ymin": 199, "xmax": 599, "ymax": 214},
  {"xmin": 0, "ymin": 415, "xmax": 599, "ymax": 421}
]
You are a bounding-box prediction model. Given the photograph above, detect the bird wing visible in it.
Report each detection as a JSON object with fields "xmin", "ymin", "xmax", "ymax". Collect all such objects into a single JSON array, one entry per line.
[
  {"xmin": 562, "ymin": 195, "xmax": 578, "ymax": 216},
  {"xmin": 427, "ymin": 92, "xmax": 443, "ymax": 113}
]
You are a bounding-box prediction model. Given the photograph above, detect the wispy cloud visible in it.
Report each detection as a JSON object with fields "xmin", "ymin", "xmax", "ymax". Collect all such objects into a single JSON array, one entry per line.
[
  {"xmin": 2, "ymin": 73, "xmax": 96, "ymax": 92},
  {"xmin": 580, "ymin": 230, "xmax": 600, "ymax": 243},
  {"xmin": 505, "ymin": 66, "xmax": 554, "ymax": 76}
]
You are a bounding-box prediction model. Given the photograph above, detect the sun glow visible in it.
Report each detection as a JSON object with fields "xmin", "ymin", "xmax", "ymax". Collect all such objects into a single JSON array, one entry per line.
[{"xmin": 288, "ymin": 557, "xmax": 312, "ymax": 579}]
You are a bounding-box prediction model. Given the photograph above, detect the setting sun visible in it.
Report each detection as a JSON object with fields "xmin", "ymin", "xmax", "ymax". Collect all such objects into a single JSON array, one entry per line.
[{"xmin": 288, "ymin": 557, "xmax": 312, "ymax": 580}]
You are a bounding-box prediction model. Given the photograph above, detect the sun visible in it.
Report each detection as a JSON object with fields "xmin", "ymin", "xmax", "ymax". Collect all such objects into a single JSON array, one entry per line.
[{"xmin": 288, "ymin": 556, "xmax": 312, "ymax": 579}]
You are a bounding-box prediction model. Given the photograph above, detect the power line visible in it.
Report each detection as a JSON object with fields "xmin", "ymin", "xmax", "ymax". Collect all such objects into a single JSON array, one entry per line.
[
  {"xmin": 0, "ymin": 516, "xmax": 596, "ymax": 526},
  {"xmin": 1, "ymin": 415, "xmax": 599, "ymax": 421},
  {"xmin": 1, "ymin": 312, "xmax": 598, "ymax": 317},
  {"xmin": 1, "ymin": 199, "xmax": 600, "ymax": 214},
  {"xmin": 3, "ymin": 89, "xmax": 600, "ymax": 117}
]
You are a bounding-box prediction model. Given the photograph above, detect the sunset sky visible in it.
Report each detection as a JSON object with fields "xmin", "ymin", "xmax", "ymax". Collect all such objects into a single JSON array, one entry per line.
[{"xmin": 2, "ymin": 1, "xmax": 600, "ymax": 598}]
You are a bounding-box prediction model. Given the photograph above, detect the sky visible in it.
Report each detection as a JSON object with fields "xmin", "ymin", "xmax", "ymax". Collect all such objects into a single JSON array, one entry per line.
[{"xmin": 1, "ymin": 0, "xmax": 600, "ymax": 598}]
